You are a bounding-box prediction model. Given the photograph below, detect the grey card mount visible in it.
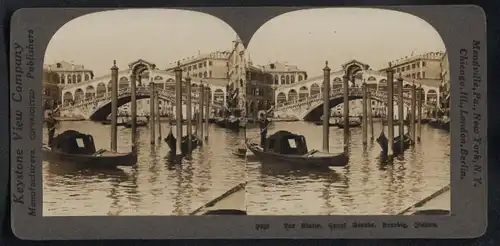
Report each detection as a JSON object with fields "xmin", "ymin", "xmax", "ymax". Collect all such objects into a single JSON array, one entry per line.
[{"xmin": 10, "ymin": 6, "xmax": 486, "ymax": 240}]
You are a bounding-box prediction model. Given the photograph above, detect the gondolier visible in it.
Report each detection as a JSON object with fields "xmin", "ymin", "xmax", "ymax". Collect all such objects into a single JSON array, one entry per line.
[
  {"xmin": 45, "ymin": 109, "xmax": 58, "ymax": 146},
  {"xmin": 258, "ymin": 111, "xmax": 271, "ymax": 149}
]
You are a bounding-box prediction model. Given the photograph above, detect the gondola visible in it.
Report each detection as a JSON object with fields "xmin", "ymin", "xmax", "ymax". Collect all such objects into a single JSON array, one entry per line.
[
  {"xmin": 314, "ymin": 121, "xmax": 338, "ymax": 127},
  {"xmin": 215, "ymin": 117, "xmax": 241, "ymax": 131},
  {"xmin": 246, "ymin": 130, "xmax": 349, "ymax": 168},
  {"xmin": 164, "ymin": 130, "xmax": 202, "ymax": 155},
  {"xmin": 428, "ymin": 118, "xmax": 450, "ymax": 131},
  {"xmin": 123, "ymin": 119, "xmax": 148, "ymax": 128},
  {"xmin": 337, "ymin": 120, "xmax": 361, "ymax": 129},
  {"xmin": 376, "ymin": 131, "xmax": 412, "ymax": 155},
  {"xmin": 43, "ymin": 130, "xmax": 137, "ymax": 168},
  {"xmin": 190, "ymin": 182, "xmax": 247, "ymax": 215},
  {"xmin": 100, "ymin": 119, "xmax": 128, "ymax": 126}
]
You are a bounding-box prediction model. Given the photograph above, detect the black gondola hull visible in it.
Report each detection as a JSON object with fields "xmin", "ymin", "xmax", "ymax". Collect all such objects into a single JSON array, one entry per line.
[
  {"xmin": 376, "ymin": 132, "xmax": 412, "ymax": 155},
  {"xmin": 43, "ymin": 147, "xmax": 137, "ymax": 168},
  {"xmin": 246, "ymin": 142, "xmax": 348, "ymax": 168},
  {"xmin": 165, "ymin": 132, "xmax": 201, "ymax": 155}
]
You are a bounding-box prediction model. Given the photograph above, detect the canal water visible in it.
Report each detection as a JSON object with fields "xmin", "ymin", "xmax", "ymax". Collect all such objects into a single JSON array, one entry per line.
[
  {"xmin": 43, "ymin": 119, "xmax": 450, "ymax": 216},
  {"xmin": 43, "ymin": 120, "xmax": 246, "ymax": 216},
  {"xmin": 245, "ymin": 120, "xmax": 450, "ymax": 215}
]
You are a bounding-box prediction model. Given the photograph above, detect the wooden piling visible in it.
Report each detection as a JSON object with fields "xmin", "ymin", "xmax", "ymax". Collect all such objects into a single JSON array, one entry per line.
[
  {"xmin": 417, "ymin": 86, "xmax": 422, "ymax": 142},
  {"xmin": 149, "ymin": 82, "xmax": 156, "ymax": 145},
  {"xmin": 362, "ymin": 81, "xmax": 368, "ymax": 145},
  {"xmin": 322, "ymin": 61, "xmax": 331, "ymax": 152},
  {"xmin": 199, "ymin": 83, "xmax": 205, "ymax": 141},
  {"xmin": 386, "ymin": 64, "xmax": 395, "ymax": 157},
  {"xmin": 186, "ymin": 75, "xmax": 193, "ymax": 154},
  {"xmin": 368, "ymin": 92, "xmax": 374, "ymax": 141},
  {"xmin": 174, "ymin": 64, "xmax": 183, "ymax": 156},
  {"xmin": 397, "ymin": 76, "xmax": 404, "ymax": 153},
  {"xmin": 156, "ymin": 92, "xmax": 162, "ymax": 141},
  {"xmin": 205, "ymin": 87, "xmax": 210, "ymax": 141},
  {"xmin": 342, "ymin": 74, "xmax": 350, "ymax": 152},
  {"xmin": 410, "ymin": 82, "xmax": 417, "ymax": 144},
  {"xmin": 130, "ymin": 74, "xmax": 138, "ymax": 153},
  {"xmin": 110, "ymin": 61, "xmax": 119, "ymax": 152}
]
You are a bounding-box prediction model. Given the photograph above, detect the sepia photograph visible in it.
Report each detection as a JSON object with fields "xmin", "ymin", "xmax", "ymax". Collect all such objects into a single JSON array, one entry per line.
[
  {"xmin": 242, "ymin": 8, "xmax": 451, "ymax": 216},
  {"xmin": 10, "ymin": 5, "xmax": 487, "ymax": 240},
  {"xmin": 41, "ymin": 9, "xmax": 247, "ymax": 216}
]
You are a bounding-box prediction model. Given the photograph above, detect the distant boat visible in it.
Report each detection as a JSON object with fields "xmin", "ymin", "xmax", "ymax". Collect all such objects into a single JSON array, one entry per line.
[
  {"xmin": 100, "ymin": 119, "xmax": 127, "ymax": 126},
  {"xmin": 246, "ymin": 130, "xmax": 349, "ymax": 168},
  {"xmin": 164, "ymin": 130, "xmax": 201, "ymax": 155},
  {"xmin": 314, "ymin": 121, "xmax": 338, "ymax": 127},
  {"xmin": 376, "ymin": 131, "xmax": 411, "ymax": 155},
  {"xmin": 123, "ymin": 119, "xmax": 147, "ymax": 128},
  {"xmin": 337, "ymin": 120, "xmax": 361, "ymax": 129},
  {"xmin": 215, "ymin": 116, "xmax": 241, "ymax": 131},
  {"xmin": 428, "ymin": 118, "xmax": 450, "ymax": 132},
  {"xmin": 43, "ymin": 130, "xmax": 137, "ymax": 168}
]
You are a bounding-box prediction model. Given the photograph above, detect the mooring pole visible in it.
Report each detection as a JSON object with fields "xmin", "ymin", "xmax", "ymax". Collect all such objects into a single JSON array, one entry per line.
[
  {"xmin": 186, "ymin": 74, "xmax": 193, "ymax": 154},
  {"xmin": 156, "ymin": 92, "xmax": 162, "ymax": 142},
  {"xmin": 362, "ymin": 81, "xmax": 368, "ymax": 145},
  {"xmin": 368, "ymin": 92, "xmax": 374, "ymax": 141},
  {"xmin": 149, "ymin": 82, "xmax": 156, "ymax": 145},
  {"xmin": 397, "ymin": 76, "xmax": 404, "ymax": 154},
  {"xmin": 174, "ymin": 63, "xmax": 183, "ymax": 156},
  {"xmin": 205, "ymin": 87, "xmax": 210, "ymax": 141},
  {"xmin": 110, "ymin": 61, "xmax": 119, "ymax": 152},
  {"xmin": 386, "ymin": 63, "xmax": 395, "ymax": 157},
  {"xmin": 417, "ymin": 86, "xmax": 422, "ymax": 142},
  {"xmin": 410, "ymin": 82, "xmax": 417, "ymax": 144},
  {"xmin": 322, "ymin": 61, "xmax": 331, "ymax": 152},
  {"xmin": 199, "ymin": 82, "xmax": 205, "ymax": 141},
  {"xmin": 130, "ymin": 73, "xmax": 138, "ymax": 153},
  {"xmin": 342, "ymin": 74, "xmax": 350, "ymax": 153}
]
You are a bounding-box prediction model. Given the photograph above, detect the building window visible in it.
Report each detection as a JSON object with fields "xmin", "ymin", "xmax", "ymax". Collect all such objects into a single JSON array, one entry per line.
[
  {"xmin": 417, "ymin": 72, "xmax": 421, "ymax": 78},
  {"xmin": 204, "ymin": 71, "xmax": 208, "ymax": 78},
  {"xmin": 412, "ymin": 73, "xmax": 416, "ymax": 79},
  {"xmin": 209, "ymin": 61, "xmax": 213, "ymax": 66},
  {"xmin": 412, "ymin": 63, "xmax": 416, "ymax": 69},
  {"xmin": 397, "ymin": 68, "xmax": 400, "ymax": 72},
  {"xmin": 298, "ymin": 75, "xmax": 303, "ymax": 81},
  {"xmin": 198, "ymin": 72, "xmax": 202, "ymax": 77},
  {"xmin": 61, "ymin": 77, "xmax": 65, "ymax": 84},
  {"xmin": 291, "ymin": 75, "xmax": 295, "ymax": 84},
  {"xmin": 422, "ymin": 72, "xmax": 426, "ymax": 78},
  {"xmin": 286, "ymin": 75, "xmax": 290, "ymax": 84},
  {"xmin": 422, "ymin": 61, "xmax": 426, "ymax": 67},
  {"xmin": 280, "ymin": 75, "xmax": 285, "ymax": 84},
  {"xmin": 56, "ymin": 63, "xmax": 62, "ymax": 68},
  {"xmin": 417, "ymin": 62, "xmax": 420, "ymax": 68},
  {"xmin": 274, "ymin": 75, "xmax": 279, "ymax": 84},
  {"xmin": 198, "ymin": 63, "xmax": 202, "ymax": 68},
  {"xmin": 406, "ymin": 65, "xmax": 410, "ymax": 70}
]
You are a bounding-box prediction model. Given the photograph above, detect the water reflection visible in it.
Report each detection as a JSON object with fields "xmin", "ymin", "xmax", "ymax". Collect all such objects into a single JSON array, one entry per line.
[
  {"xmin": 43, "ymin": 121, "xmax": 246, "ymax": 216},
  {"xmin": 245, "ymin": 120, "xmax": 450, "ymax": 215}
]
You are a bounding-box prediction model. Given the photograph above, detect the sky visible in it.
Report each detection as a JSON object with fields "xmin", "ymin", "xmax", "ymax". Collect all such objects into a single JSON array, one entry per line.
[{"xmin": 44, "ymin": 8, "xmax": 446, "ymax": 78}]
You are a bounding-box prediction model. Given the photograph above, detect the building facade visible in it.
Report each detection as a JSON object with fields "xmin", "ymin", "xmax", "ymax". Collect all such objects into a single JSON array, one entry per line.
[
  {"xmin": 245, "ymin": 65, "xmax": 274, "ymax": 118},
  {"xmin": 42, "ymin": 65, "xmax": 62, "ymax": 110},
  {"xmin": 165, "ymin": 50, "xmax": 231, "ymax": 79},
  {"xmin": 226, "ymin": 39, "xmax": 247, "ymax": 116},
  {"xmin": 261, "ymin": 61, "xmax": 308, "ymax": 88},
  {"xmin": 439, "ymin": 51, "xmax": 450, "ymax": 115},
  {"xmin": 45, "ymin": 61, "xmax": 94, "ymax": 86},
  {"xmin": 380, "ymin": 51, "xmax": 445, "ymax": 81}
]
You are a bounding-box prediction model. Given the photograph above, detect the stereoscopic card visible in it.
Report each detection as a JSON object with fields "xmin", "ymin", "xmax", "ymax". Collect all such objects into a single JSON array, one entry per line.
[{"xmin": 9, "ymin": 6, "xmax": 486, "ymax": 240}]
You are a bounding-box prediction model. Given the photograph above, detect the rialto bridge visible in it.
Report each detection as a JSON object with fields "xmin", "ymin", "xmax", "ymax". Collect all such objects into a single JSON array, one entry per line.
[
  {"xmin": 57, "ymin": 59, "xmax": 228, "ymax": 120},
  {"xmin": 273, "ymin": 60, "xmax": 442, "ymax": 121}
]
